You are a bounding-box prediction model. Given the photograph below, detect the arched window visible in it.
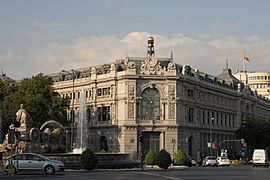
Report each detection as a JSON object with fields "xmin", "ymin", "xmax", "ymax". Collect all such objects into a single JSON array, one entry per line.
[{"xmin": 141, "ymin": 88, "xmax": 160, "ymax": 120}]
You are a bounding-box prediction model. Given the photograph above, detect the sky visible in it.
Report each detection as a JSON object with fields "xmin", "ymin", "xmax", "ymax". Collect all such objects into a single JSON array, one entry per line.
[{"xmin": 1, "ymin": 0, "xmax": 270, "ymax": 80}]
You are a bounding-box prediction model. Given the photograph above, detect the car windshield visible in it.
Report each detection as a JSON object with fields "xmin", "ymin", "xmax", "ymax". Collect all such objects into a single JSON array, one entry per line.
[{"xmin": 207, "ymin": 157, "xmax": 216, "ymax": 160}]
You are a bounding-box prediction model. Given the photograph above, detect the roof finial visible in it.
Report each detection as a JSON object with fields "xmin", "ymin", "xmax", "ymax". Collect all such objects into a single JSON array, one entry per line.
[
  {"xmin": 147, "ymin": 36, "xmax": 155, "ymax": 57},
  {"xmin": 170, "ymin": 51, "xmax": 173, "ymax": 60}
]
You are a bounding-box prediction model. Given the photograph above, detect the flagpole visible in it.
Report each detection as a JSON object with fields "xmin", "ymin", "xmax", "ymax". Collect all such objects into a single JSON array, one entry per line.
[
  {"xmin": 243, "ymin": 55, "xmax": 245, "ymax": 72},
  {"xmin": 243, "ymin": 51, "xmax": 247, "ymax": 73}
]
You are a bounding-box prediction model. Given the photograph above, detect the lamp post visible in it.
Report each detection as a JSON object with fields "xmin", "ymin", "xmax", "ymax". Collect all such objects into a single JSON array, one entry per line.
[
  {"xmin": 61, "ymin": 69, "xmax": 79, "ymax": 151},
  {"xmin": 209, "ymin": 117, "xmax": 214, "ymax": 156}
]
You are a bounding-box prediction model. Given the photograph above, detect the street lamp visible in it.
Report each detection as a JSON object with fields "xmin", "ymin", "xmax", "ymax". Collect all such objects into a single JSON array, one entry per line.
[
  {"xmin": 61, "ymin": 69, "xmax": 79, "ymax": 151},
  {"xmin": 209, "ymin": 117, "xmax": 214, "ymax": 155}
]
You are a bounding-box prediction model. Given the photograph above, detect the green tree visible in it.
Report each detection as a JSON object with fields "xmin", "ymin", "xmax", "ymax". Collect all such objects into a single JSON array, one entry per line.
[
  {"xmin": 236, "ymin": 117, "xmax": 270, "ymax": 150},
  {"xmin": 145, "ymin": 150, "xmax": 156, "ymax": 167},
  {"xmin": 174, "ymin": 149, "xmax": 187, "ymax": 166},
  {"xmin": 156, "ymin": 149, "xmax": 172, "ymax": 170},
  {"xmin": 0, "ymin": 74, "xmax": 69, "ymax": 139}
]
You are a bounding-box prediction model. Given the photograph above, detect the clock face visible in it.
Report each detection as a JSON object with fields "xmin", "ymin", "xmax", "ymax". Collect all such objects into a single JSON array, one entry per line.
[{"xmin": 141, "ymin": 88, "xmax": 160, "ymax": 120}]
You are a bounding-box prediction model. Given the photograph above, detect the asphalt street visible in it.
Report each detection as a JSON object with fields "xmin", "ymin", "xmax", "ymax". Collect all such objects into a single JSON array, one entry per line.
[{"xmin": 1, "ymin": 166, "xmax": 270, "ymax": 180}]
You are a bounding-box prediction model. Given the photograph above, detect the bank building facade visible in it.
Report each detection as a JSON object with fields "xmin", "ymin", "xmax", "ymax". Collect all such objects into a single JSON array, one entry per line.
[{"xmin": 49, "ymin": 37, "xmax": 270, "ymax": 159}]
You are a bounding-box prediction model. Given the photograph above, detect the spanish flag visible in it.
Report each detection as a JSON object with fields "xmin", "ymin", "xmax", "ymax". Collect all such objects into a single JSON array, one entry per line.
[{"xmin": 243, "ymin": 52, "xmax": 250, "ymax": 61}]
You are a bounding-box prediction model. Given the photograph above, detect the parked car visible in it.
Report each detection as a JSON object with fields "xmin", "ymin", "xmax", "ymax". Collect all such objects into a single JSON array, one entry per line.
[
  {"xmin": 252, "ymin": 149, "xmax": 269, "ymax": 167},
  {"xmin": 190, "ymin": 157, "xmax": 197, "ymax": 166},
  {"xmin": 202, "ymin": 156, "xmax": 218, "ymax": 167},
  {"xmin": 217, "ymin": 156, "xmax": 230, "ymax": 167},
  {"xmin": 4, "ymin": 153, "xmax": 65, "ymax": 175},
  {"xmin": 186, "ymin": 156, "xmax": 197, "ymax": 166}
]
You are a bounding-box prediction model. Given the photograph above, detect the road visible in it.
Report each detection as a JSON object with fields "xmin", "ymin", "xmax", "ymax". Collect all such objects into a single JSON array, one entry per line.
[{"xmin": 1, "ymin": 166, "xmax": 270, "ymax": 180}]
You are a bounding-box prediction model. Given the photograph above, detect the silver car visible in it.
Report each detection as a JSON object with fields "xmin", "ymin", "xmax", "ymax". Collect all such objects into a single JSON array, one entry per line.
[{"xmin": 4, "ymin": 153, "xmax": 65, "ymax": 175}]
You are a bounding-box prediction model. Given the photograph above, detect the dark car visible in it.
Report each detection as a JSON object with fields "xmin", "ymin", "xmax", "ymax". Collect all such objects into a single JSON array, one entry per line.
[{"xmin": 4, "ymin": 153, "xmax": 65, "ymax": 175}]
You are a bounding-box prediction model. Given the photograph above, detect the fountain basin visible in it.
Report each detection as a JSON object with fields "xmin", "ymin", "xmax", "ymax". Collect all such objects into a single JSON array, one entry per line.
[{"xmin": 44, "ymin": 153, "xmax": 140, "ymax": 169}]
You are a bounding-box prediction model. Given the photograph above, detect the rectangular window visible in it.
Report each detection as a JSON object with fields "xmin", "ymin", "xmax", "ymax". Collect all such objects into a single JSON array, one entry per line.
[
  {"xmin": 98, "ymin": 106, "xmax": 111, "ymax": 121},
  {"xmin": 207, "ymin": 111, "xmax": 210, "ymax": 124},
  {"xmin": 187, "ymin": 89, "xmax": 194, "ymax": 98},
  {"xmin": 97, "ymin": 89, "xmax": 102, "ymax": 96},
  {"xmin": 97, "ymin": 87, "xmax": 111, "ymax": 96},
  {"xmin": 202, "ymin": 110, "xmax": 205, "ymax": 124},
  {"xmin": 187, "ymin": 107, "xmax": 194, "ymax": 122},
  {"xmin": 97, "ymin": 107, "xmax": 102, "ymax": 121}
]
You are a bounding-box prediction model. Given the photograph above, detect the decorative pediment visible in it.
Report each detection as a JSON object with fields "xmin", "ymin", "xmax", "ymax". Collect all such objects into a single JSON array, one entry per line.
[{"xmin": 140, "ymin": 57, "xmax": 164, "ymax": 75}]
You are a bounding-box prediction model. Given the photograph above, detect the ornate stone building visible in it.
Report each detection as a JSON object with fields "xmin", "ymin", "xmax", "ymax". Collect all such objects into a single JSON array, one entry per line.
[
  {"xmin": 49, "ymin": 37, "xmax": 270, "ymax": 159},
  {"xmin": 233, "ymin": 71, "xmax": 270, "ymax": 99}
]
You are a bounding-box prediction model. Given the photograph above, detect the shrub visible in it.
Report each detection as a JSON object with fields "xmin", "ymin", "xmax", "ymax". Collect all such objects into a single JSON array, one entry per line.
[
  {"xmin": 156, "ymin": 149, "xmax": 172, "ymax": 170},
  {"xmin": 99, "ymin": 149, "xmax": 107, "ymax": 153},
  {"xmin": 145, "ymin": 150, "xmax": 156, "ymax": 167},
  {"xmin": 80, "ymin": 149, "xmax": 98, "ymax": 170},
  {"xmin": 174, "ymin": 149, "xmax": 187, "ymax": 166}
]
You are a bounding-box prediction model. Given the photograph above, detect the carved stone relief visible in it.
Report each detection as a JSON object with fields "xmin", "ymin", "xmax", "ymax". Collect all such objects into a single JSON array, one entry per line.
[
  {"xmin": 128, "ymin": 103, "xmax": 135, "ymax": 118},
  {"xmin": 110, "ymin": 63, "xmax": 116, "ymax": 71},
  {"xmin": 168, "ymin": 62, "xmax": 176, "ymax": 70},
  {"xmin": 128, "ymin": 85, "xmax": 135, "ymax": 118},
  {"xmin": 127, "ymin": 61, "xmax": 136, "ymax": 69},
  {"xmin": 140, "ymin": 57, "xmax": 165, "ymax": 75},
  {"xmin": 169, "ymin": 103, "xmax": 175, "ymax": 119},
  {"xmin": 168, "ymin": 85, "xmax": 176, "ymax": 119}
]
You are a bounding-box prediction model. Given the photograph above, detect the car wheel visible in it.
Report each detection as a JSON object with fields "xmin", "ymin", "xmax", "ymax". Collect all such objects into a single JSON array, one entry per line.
[
  {"xmin": 5, "ymin": 165, "xmax": 17, "ymax": 175},
  {"xmin": 44, "ymin": 165, "xmax": 55, "ymax": 175}
]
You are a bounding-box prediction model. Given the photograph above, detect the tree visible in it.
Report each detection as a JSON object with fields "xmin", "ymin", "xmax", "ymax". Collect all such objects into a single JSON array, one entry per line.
[
  {"xmin": 145, "ymin": 150, "xmax": 156, "ymax": 167},
  {"xmin": 236, "ymin": 117, "xmax": 270, "ymax": 151},
  {"xmin": 0, "ymin": 74, "xmax": 70, "ymax": 139}
]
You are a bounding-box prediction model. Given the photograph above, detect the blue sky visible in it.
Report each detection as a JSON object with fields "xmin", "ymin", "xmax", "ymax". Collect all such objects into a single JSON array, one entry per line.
[{"xmin": 1, "ymin": 0, "xmax": 270, "ymax": 79}]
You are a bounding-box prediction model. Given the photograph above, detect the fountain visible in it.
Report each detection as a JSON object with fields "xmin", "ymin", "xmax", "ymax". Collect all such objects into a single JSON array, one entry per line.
[
  {"xmin": 1, "ymin": 100, "xmax": 140, "ymax": 170},
  {"xmin": 72, "ymin": 88, "xmax": 88, "ymax": 154}
]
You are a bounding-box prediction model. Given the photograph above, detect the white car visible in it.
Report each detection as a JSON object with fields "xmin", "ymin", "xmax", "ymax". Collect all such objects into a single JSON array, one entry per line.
[
  {"xmin": 217, "ymin": 156, "xmax": 230, "ymax": 167},
  {"xmin": 203, "ymin": 156, "xmax": 218, "ymax": 167}
]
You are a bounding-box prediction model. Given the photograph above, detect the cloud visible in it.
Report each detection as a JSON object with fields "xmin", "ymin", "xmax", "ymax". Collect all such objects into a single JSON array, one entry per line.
[
  {"xmin": 32, "ymin": 21, "xmax": 63, "ymax": 28},
  {"xmin": 105, "ymin": 0, "xmax": 131, "ymax": 7},
  {"xmin": 5, "ymin": 32, "xmax": 270, "ymax": 79},
  {"xmin": 25, "ymin": 31, "xmax": 47, "ymax": 41},
  {"xmin": 0, "ymin": 51, "xmax": 14, "ymax": 61}
]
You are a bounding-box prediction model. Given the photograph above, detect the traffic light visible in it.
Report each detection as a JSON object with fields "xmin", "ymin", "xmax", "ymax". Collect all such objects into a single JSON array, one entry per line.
[{"xmin": 138, "ymin": 133, "xmax": 143, "ymax": 143}]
